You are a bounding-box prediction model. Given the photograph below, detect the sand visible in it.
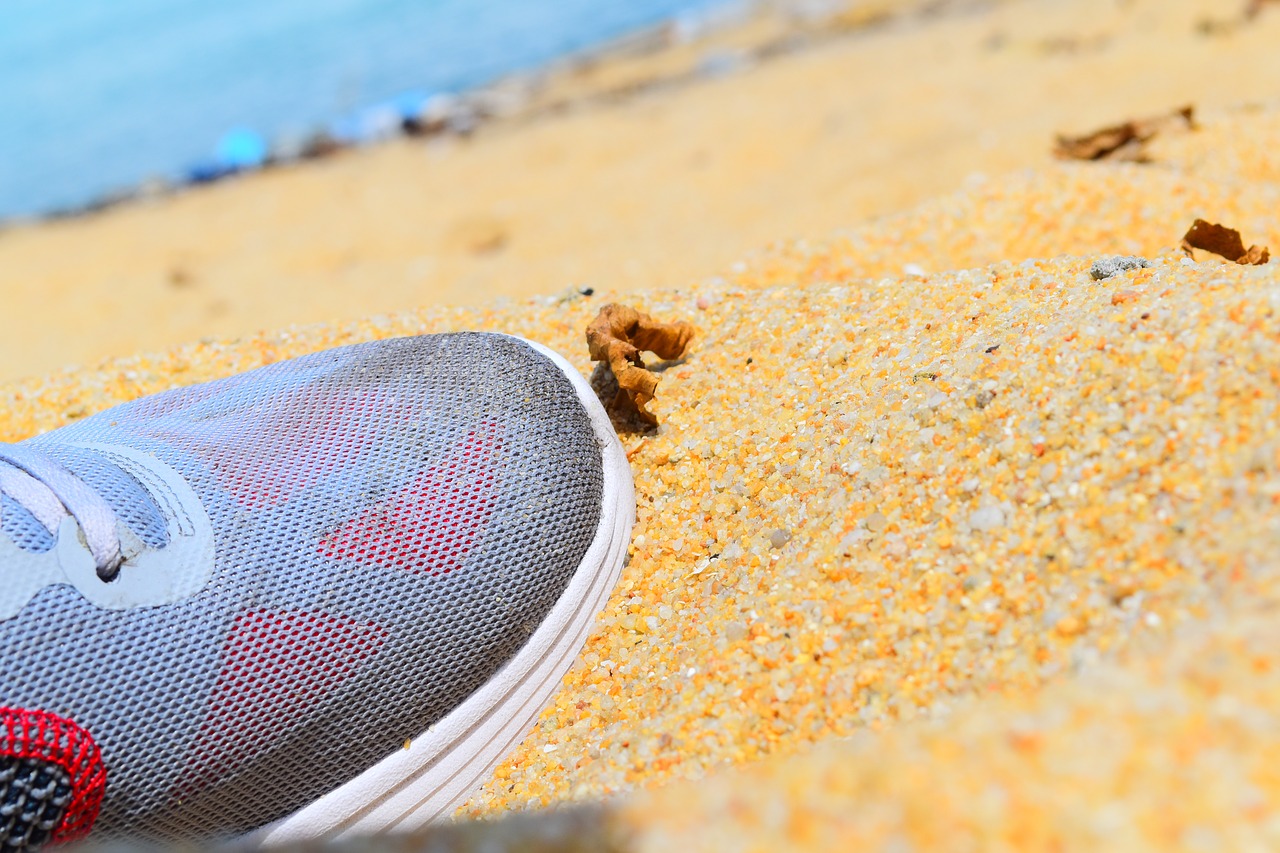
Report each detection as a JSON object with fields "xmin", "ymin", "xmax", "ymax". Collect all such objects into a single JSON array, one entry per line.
[{"xmin": 5, "ymin": 0, "xmax": 1280, "ymax": 850}]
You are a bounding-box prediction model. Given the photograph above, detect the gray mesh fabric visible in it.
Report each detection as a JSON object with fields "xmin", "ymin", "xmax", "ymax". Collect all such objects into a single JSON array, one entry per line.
[
  {"xmin": 0, "ymin": 333, "xmax": 605, "ymax": 843},
  {"xmin": 0, "ymin": 497, "xmax": 55, "ymax": 553}
]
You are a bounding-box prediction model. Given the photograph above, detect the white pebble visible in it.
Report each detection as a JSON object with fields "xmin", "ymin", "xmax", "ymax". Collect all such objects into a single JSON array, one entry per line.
[
  {"xmin": 838, "ymin": 529, "xmax": 869, "ymax": 551},
  {"xmin": 969, "ymin": 506, "xmax": 1006, "ymax": 531}
]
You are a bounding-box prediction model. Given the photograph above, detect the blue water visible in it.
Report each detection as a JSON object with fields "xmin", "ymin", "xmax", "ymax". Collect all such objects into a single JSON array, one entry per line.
[{"xmin": 0, "ymin": 0, "xmax": 720, "ymax": 220}]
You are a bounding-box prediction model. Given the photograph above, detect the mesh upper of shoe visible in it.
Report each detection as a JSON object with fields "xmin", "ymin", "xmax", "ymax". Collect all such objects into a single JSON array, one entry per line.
[
  {"xmin": 0, "ymin": 496, "xmax": 56, "ymax": 553},
  {"xmin": 0, "ymin": 333, "xmax": 605, "ymax": 842}
]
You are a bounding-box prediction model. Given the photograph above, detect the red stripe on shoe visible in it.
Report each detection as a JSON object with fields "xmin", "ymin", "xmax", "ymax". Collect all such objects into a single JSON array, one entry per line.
[
  {"xmin": 318, "ymin": 428, "xmax": 502, "ymax": 574},
  {"xmin": 0, "ymin": 706, "xmax": 107, "ymax": 845},
  {"xmin": 174, "ymin": 610, "xmax": 386, "ymax": 797}
]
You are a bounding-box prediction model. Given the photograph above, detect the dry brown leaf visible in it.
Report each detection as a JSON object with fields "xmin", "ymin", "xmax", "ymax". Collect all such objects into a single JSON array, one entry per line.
[
  {"xmin": 1054, "ymin": 105, "xmax": 1196, "ymax": 162},
  {"xmin": 1246, "ymin": 0, "xmax": 1279, "ymax": 20},
  {"xmin": 586, "ymin": 304, "xmax": 695, "ymax": 428},
  {"xmin": 1241, "ymin": 245, "xmax": 1272, "ymax": 265},
  {"xmin": 1181, "ymin": 219, "xmax": 1271, "ymax": 265}
]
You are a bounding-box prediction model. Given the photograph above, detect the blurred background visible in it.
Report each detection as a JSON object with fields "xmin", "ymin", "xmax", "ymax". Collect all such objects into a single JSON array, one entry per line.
[
  {"xmin": 0, "ymin": 0, "xmax": 1277, "ymax": 383},
  {"xmin": 0, "ymin": 0, "xmax": 719, "ymax": 219}
]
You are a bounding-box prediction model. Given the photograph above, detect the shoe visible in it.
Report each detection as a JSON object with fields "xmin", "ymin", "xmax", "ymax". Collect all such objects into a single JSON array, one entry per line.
[{"xmin": 0, "ymin": 333, "xmax": 634, "ymax": 850}]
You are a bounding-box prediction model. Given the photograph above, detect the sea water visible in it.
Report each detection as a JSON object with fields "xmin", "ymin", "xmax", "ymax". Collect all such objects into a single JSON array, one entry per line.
[{"xmin": 0, "ymin": 0, "xmax": 729, "ymax": 220}]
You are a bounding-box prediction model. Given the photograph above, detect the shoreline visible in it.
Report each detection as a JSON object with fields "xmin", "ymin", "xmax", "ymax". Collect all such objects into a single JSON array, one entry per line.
[
  {"xmin": 1, "ymin": 0, "xmax": 1279, "ymax": 385},
  {"xmin": 6, "ymin": 0, "xmax": 936, "ymax": 228}
]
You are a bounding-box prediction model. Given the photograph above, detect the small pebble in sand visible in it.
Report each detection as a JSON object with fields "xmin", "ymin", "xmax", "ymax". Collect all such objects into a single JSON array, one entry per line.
[
  {"xmin": 1090, "ymin": 255, "xmax": 1151, "ymax": 280},
  {"xmin": 968, "ymin": 506, "xmax": 1006, "ymax": 532},
  {"xmin": 769, "ymin": 528, "xmax": 792, "ymax": 549}
]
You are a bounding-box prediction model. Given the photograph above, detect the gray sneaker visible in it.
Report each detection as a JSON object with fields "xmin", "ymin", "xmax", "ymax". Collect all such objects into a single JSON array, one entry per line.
[{"xmin": 0, "ymin": 333, "xmax": 633, "ymax": 850}]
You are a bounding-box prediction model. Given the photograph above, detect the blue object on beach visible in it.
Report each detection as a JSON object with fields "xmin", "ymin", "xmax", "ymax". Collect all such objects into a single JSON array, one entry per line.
[
  {"xmin": 185, "ymin": 161, "xmax": 235, "ymax": 184},
  {"xmin": 215, "ymin": 128, "xmax": 268, "ymax": 170}
]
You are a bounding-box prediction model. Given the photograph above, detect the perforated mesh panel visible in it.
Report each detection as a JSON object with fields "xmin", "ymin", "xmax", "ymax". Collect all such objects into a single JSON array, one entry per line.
[
  {"xmin": 0, "ymin": 334, "xmax": 605, "ymax": 844},
  {"xmin": 0, "ymin": 494, "xmax": 54, "ymax": 553}
]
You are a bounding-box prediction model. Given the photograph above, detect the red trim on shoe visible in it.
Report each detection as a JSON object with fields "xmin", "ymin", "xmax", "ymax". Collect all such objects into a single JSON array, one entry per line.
[
  {"xmin": 318, "ymin": 428, "xmax": 503, "ymax": 574},
  {"xmin": 172, "ymin": 610, "xmax": 387, "ymax": 798},
  {"xmin": 0, "ymin": 707, "xmax": 107, "ymax": 844}
]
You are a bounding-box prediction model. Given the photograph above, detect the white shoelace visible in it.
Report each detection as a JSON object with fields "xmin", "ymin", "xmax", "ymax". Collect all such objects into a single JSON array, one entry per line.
[{"xmin": 0, "ymin": 442, "xmax": 124, "ymax": 580}]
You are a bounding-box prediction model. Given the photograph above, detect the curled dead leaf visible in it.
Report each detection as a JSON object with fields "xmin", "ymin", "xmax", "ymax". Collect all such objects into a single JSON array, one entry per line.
[
  {"xmin": 1247, "ymin": 0, "xmax": 1280, "ymax": 19},
  {"xmin": 1181, "ymin": 219, "xmax": 1271, "ymax": 265},
  {"xmin": 1054, "ymin": 105, "xmax": 1196, "ymax": 162},
  {"xmin": 586, "ymin": 304, "xmax": 695, "ymax": 428}
]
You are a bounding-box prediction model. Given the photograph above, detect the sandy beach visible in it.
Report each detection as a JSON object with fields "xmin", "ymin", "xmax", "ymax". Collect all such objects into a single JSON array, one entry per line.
[{"xmin": 4, "ymin": 0, "xmax": 1280, "ymax": 849}]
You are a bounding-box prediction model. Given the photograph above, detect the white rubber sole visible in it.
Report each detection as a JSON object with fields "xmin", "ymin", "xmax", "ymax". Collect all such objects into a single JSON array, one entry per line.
[{"xmin": 248, "ymin": 336, "xmax": 634, "ymax": 845}]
